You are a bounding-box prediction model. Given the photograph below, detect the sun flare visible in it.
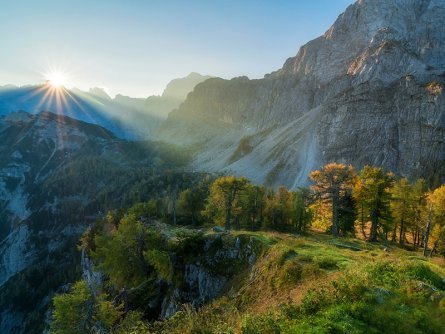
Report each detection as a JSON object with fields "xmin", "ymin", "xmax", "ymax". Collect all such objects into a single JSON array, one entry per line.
[{"xmin": 45, "ymin": 71, "xmax": 68, "ymax": 88}]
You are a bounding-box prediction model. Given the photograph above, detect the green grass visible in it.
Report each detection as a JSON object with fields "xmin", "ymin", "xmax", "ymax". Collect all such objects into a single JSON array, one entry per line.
[{"xmin": 153, "ymin": 230, "xmax": 445, "ymax": 334}]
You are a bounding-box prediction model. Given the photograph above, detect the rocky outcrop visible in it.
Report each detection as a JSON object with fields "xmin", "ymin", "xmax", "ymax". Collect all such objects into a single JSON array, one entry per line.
[
  {"xmin": 158, "ymin": 232, "xmax": 263, "ymax": 318},
  {"xmin": 0, "ymin": 226, "xmax": 34, "ymax": 287},
  {"xmin": 158, "ymin": 0, "xmax": 445, "ymax": 187}
]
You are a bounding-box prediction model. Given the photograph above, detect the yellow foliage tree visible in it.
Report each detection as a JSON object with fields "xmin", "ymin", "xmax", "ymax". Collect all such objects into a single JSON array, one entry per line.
[{"xmin": 310, "ymin": 163, "xmax": 356, "ymax": 237}]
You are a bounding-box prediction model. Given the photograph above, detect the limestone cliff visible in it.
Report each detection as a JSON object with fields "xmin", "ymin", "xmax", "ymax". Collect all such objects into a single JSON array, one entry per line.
[{"xmin": 158, "ymin": 0, "xmax": 445, "ymax": 187}]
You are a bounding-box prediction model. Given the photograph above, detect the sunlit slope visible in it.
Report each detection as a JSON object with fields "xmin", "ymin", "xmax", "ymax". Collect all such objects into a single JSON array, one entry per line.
[{"xmin": 158, "ymin": 229, "xmax": 445, "ymax": 334}]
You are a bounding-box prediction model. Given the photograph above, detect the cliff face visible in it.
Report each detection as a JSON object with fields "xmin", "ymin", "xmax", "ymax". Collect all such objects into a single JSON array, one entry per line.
[
  {"xmin": 157, "ymin": 229, "xmax": 262, "ymax": 318},
  {"xmin": 158, "ymin": 0, "xmax": 445, "ymax": 187}
]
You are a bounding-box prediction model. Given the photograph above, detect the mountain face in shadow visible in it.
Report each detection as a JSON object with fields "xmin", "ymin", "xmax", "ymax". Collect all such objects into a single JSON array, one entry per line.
[{"xmin": 0, "ymin": 111, "xmax": 194, "ymax": 333}]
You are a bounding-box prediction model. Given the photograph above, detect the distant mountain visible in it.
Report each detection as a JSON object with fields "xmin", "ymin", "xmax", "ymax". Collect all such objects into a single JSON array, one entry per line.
[
  {"xmin": 143, "ymin": 72, "xmax": 213, "ymax": 120},
  {"xmin": 0, "ymin": 73, "xmax": 211, "ymax": 140},
  {"xmin": 158, "ymin": 0, "xmax": 445, "ymax": 188},
  {"xmin": 87, "ymin": 87, "xmax": 112, "ymax": 100},
  {"xmin": 0, "ymin": 111, "xmax": 193, "ymax": 333}
]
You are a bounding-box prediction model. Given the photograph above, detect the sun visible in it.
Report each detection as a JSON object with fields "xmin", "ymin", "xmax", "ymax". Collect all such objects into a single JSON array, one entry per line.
[{"xmin": 45, "ymin": 71, "xmax": 68, "ymax": 88}]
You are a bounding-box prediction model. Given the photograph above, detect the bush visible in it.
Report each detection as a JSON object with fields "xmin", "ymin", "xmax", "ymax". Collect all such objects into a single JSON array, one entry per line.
[
  {"xmin": 316, "ymin": 257, "xmax": 338, "ymax": 270},
  {"xmin": 278, "ymin": 260, "xmax": 303, "ymax": 286},
  {"xmin": 404, "ymin": 263, "xmax": 445, "ymax": 290},
  {"xmin": 241, "ymin": 313, "xmax": 280, "ymax": 334}
]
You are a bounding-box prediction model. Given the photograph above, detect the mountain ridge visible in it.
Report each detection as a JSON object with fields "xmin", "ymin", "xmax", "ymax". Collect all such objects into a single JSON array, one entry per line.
[
  {"xmin": 157, "ymin": 0, "xmax": 445, "ymax": 188},
  {"xmin": 0, "ymin": 72, "xmax": 212, "ymax": 140}
]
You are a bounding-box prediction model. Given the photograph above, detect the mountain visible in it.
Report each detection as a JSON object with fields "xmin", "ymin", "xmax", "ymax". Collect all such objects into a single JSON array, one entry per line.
[
  {"xmin": 143, "ymin": 72, "xmax": 213, "ymax": 120},
  {"xmin": 158, "ymin": 0, "xmax": 445, "ymax": 188},
  {"xmin": 112, "ymin": 72, "xmax": 212, "ymax": 136},
  {"xmin": 0, "ymin": 73, "xmax": 211, "ymax": 140},
  {"xmin": 3, "ymin": 1, "xmax": 445, "ymax": 332},
  {"xmin": 0, "ymin": 111, "xmax": 194, "ymax": 333}
]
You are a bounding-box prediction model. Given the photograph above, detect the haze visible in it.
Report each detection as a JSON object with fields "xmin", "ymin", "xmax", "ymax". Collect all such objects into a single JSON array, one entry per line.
[{"xmin": 1, "ymin": 0, "xmax": 353, "ymax": 97}]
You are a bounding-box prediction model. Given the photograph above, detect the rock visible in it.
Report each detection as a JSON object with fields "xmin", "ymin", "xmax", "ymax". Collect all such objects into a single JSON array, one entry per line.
[
  {"xmin": 157, "ymin": 0, "xmax": 445, "ymax": 188},
  {"xmin": 160, "ymin": 289, "xmax": 181, "ymax": 318},
  {"xmin": 373, "ymin": 287, "xmax": 392, "ymax": 304},
  {"xmin": 212, "ymin": 226, "xmax": 226, "ymax": 233},
  {"xmin": 184, "ymin": 264, "xmax": 227, "ymax": 303},
  {"xmin": 415, "ymin": 281, "xmax": 438, "ymax": 294},
  {"xmin": 430, "ymin": 291, "xmax": 444, "ymax": 302},
  {"xmin": 159, "ymin": 233, "xmax": 264, "ymax": 318},
  {"xmin": 333, "ymin": 243, "xmax": 362, "ymax": 251}
]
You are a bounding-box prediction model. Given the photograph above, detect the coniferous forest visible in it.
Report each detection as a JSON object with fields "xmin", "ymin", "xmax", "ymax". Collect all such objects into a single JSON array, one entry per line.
[{"xmin": 49, "ymin": 164, "xmax": 445, "ymax": 334}]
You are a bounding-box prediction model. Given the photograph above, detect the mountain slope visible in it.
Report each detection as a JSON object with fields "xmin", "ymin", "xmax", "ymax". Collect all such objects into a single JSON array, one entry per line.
[
  {"xmin": 158, "ymin": 0, "xmax": 445, "ymax": 187},
  {"xmin": 0, "ymin": 111, "xmax": 194, "ymax": 333}
]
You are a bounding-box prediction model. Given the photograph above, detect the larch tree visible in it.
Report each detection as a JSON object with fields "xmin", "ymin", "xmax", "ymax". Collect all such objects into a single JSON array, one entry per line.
[
  {"xmin": 310, "ymin": 163, "xmax": 356, "ymax": 237},
  {"xmin": 178, "ymin": 186, "xmax": 207, "ymax": 226},
  {"xmin": 292, "ymin": 187, "xmax": 313, "ymax": 232},
  {"xmin": 426, "ymin": 185, "xmax": 445, "ymax": 256},
  {"xmin": 354, "ymin": 166, "xmax": 394, "ymax": 242},
  {"xmin": 390, "ymin": 178, "xmax": 416, "ymax": 245},
  {"xmin": 205, "ymin": 176, "xmax": 250, "ymax": 230}
]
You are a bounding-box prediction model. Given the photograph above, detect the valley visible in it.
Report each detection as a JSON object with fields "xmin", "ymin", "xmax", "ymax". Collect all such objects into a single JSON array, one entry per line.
[{"xmin": 0, "ymin": 0, "xmax": 445, "ymax": 333}]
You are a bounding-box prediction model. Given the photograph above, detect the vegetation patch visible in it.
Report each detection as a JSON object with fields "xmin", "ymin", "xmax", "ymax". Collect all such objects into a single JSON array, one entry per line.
[
  {"xmin": 228, "ymin": 136, "xmax": 254, "ymax": 164},
  {"xmin": 424, "ymin": 81, "xmax": 443, "ymax": 95}
]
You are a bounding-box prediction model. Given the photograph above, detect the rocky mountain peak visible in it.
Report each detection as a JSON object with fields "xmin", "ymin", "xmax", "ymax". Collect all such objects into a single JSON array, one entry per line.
[
  {"xmin": 161, "ymin": 73, "xmax": 213, "ymax": 101},
  {"xmin": 88, "ymin": 87, "xmax": 112, "ymax": 100},
  {"xmin": 280, "ymin": 0, "xmax": 445, "ymax": 85}
]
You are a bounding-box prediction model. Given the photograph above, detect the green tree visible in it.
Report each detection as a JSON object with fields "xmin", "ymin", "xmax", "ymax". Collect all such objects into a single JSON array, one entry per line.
[
  {"xmin": 390, "ymin": 178, "xmax": 416, "ymax": 245},
  {"xmin": 178, "ymin": 187, "xmax": 207, "ymax": 226},
  {"xmin": 51, "ymin": 281, "xmax": 92, "ymax": 334},
  {"xmin": 337, "ymin": 192, "xmax": 356, "ymax": 236},
  {"xmin": 354, "ymin": 166, "xmax": 394, "ymax": 242},
  {"xmin": 51, "ymin": 280, "xmax": 122, "ymax": 334},
  {"xmin": 411, "ymin": 179, "xmax": 428, "ymax": 248},
  {"xmin": 204, "ymin": 176, "xmax": 250, "ymax": 230},
  {"xmin": 291, "ymin": 187, "xmax": 313, "ymax": 232},
  {"xmin": 239, "ymin": 184, "xmax": 266, "ymax": 230},
  {"xmin": 92, "ymin": 214, "xmax": 162, "ymax": 288},
  {"xmin": 264, "ymin": 186, "xmax": 295, "ymax": 230},
  {"xmin": 310, "ymin": 163, "xmax": 356, "ymax": 237}
]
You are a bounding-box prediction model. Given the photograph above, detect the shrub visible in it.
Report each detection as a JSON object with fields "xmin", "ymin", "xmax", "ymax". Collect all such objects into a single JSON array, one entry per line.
[
  {"xmin": 403, "ymin": 263, "xmax": 445, "ymax": 290},
  {"xmin": 316, "ymin": 257, "xmax": 338, "ymax": 270},
  {"xmin": 241, "ymin": 313, "xmax": 280, "ymax": 334}
]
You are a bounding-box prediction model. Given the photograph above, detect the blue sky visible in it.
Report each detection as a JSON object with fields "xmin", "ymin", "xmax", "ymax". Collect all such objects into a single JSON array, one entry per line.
[{"xmin": 0, "ymin": 0, "xmax": 354, "ymax": 97}]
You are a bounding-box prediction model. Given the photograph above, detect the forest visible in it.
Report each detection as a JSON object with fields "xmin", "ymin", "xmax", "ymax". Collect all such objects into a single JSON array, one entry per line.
[
  {"xmin": 86, "ymin": 163, "xmax": 445, "ymax": 255},
  {"xmin": 49, "ymin": 163, "xmax": 445, "ymax": 334}
]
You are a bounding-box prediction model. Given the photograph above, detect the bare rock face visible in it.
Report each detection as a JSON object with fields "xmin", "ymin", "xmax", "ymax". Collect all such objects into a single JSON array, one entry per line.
[
  {"xmin": 159, "ymin": 233, "xmax": 261, "ymax": 318},
  {"xmin": 158, "ymin": 0, "xmax": 445, "ymax": 187}
]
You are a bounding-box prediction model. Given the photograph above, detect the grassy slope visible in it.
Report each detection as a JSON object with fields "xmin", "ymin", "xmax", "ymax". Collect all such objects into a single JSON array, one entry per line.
[{"xmin": 154, "ymin": 230, "xmax": 445, "ymax": 334}]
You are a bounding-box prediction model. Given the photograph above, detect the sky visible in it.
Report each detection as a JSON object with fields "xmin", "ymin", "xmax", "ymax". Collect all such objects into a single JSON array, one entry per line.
[{"xmin": 0, "ymin": 0, "xmax": 354, "ymax": 97}]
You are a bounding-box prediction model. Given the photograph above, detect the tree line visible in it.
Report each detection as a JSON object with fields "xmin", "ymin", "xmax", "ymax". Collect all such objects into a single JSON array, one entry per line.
[
  {"xmin": 134, "ymin": 163, "xmax": 445, "ymax": 257},
  {"xmin": 309, "ymin": 163, "xmax": 445, "ymax": 256}
]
